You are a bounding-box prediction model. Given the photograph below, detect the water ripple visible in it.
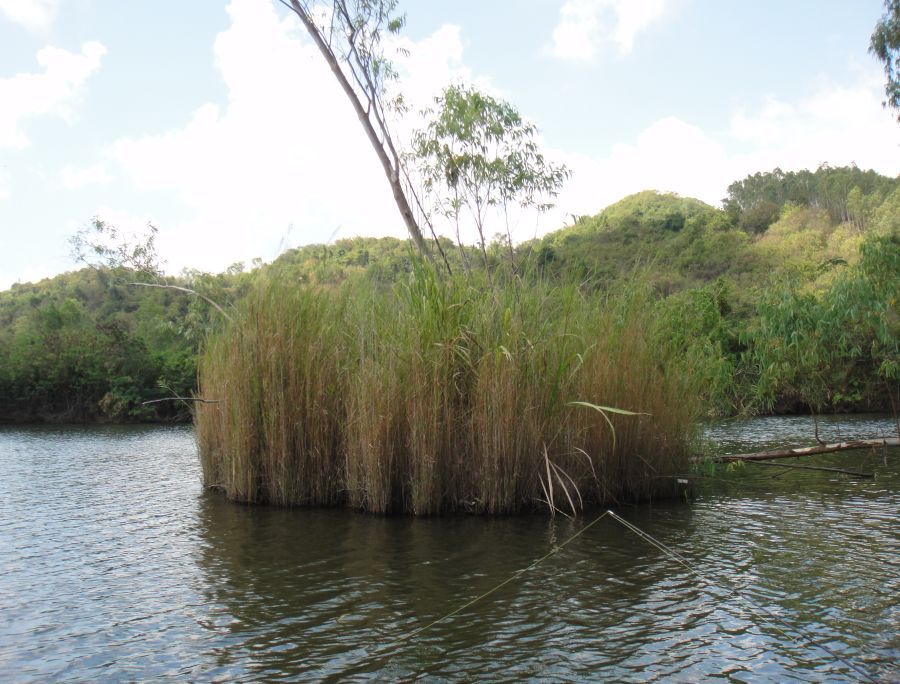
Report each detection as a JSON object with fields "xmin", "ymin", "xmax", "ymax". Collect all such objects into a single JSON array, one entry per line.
[{"xmin": 0, "ymin": 417, "xmax": 896, "ymax": 681}]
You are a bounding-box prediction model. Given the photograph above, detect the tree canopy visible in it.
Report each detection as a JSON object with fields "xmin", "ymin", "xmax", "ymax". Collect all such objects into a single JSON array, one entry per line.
[
  {"xmin": 871, "ymin": 0, "xmax": 900, "ymax": 121},
  {"xmin": 413, "ymin": 84, "xmax": 569, "ymax": 274}
]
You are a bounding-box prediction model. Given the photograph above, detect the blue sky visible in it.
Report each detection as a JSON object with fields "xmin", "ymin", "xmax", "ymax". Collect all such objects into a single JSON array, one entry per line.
[{"xmin": 0, "ymin": 0, "xmax": 897, "ymax": 289}]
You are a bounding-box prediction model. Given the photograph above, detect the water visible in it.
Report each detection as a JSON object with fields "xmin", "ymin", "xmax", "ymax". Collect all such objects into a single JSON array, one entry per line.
[{"xmin": 0, "ymin": 417, "xmax": 896, "ymax": 681}]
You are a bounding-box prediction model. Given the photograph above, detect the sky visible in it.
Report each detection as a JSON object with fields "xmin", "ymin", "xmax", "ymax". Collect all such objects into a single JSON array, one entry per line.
[{"xmin": 0, "ymin": 0, "xmax": 898, "ymax": 289}]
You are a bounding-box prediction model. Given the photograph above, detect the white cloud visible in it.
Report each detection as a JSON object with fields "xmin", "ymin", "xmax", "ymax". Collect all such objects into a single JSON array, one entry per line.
[
  {"xmin": 550, "ymin": 71, "xmax": 900, "ymax": 221},
  {"xmin": 0, "ymin": 41, "xmax": 106, "ymax": 149},
  {"xmin": 0, "ymin": 168, "xmax": 10, "ymax": 200},
  {"xmin": 61, "ymin": 162, "xmax": 111, "ymax": 189},
  {"xmin": 105, "ymin": 0, "xmax": 473, "ymax": 275},
  {"xmin": 728, "ymin": 71, "xmax": 899, "ymax": 173},
  {"xmin": 0, "ymin": 264, "xmax": 57, "ymax": 290},
  {"xmin": 552, "ymin": 117, "xmax": 729, "ymax": 220},
  {"xmin": 392, "ymin": 25, "xmax": 482, "ymax": 105},
  {"xmin": 549, "ymin": 0, "xmax": 668, "ymax": 60},
  {"xmin": 0, "ymin": 0, "xmax": 58, "ymax": 32}
]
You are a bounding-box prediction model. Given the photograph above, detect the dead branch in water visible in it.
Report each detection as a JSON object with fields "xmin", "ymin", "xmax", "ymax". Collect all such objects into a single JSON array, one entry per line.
[{"xmin": 715, "ymin": 437, "xmax": 898, "ymax": 463}]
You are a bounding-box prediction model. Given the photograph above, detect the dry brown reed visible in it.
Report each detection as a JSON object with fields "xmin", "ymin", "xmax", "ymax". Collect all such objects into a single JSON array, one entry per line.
[{"xmin": 195, "ymin": 266, "xmax": 702, "ymax": 514}]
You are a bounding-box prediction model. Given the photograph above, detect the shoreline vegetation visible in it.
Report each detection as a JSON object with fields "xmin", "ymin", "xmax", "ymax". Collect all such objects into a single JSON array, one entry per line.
[{"xmin": 1, "ymin": 166, "xmax": 897, "ymax": 427}]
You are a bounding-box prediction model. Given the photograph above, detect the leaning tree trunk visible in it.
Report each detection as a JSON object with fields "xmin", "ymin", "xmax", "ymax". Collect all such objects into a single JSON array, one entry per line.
[{"xmin": 287, "ymin": 0, "xmax": 434, "ymax": 265}]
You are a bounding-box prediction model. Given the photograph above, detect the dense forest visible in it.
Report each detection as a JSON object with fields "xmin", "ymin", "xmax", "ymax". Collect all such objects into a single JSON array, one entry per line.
[{"xmin": 0, "ymin": 164, "xmax": 897, "ymax": 423}]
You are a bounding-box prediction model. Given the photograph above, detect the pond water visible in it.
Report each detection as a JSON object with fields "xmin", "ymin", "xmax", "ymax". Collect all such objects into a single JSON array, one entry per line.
[{"xmin": 0, "ymin": 416, "xmax": 896, "ymax": 681}]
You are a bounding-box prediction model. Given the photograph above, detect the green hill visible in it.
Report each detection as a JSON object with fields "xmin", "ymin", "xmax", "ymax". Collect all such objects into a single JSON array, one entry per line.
[
  {"xmin": 530, "ymin": 191, "xmax": 749, "ymax": 292},
  {"xmin": 0, "ymin": 165, "xmax": 897, "ymax": 421}
]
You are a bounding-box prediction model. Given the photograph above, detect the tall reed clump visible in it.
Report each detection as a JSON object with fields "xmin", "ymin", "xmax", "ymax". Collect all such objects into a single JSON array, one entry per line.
[
  {"xmin": 195, "ymin": 266, "xmax": 704, "ymax": 514},
  {"xmin": 196, "ymin": 285, "xmax": 346, "ymax": 505}
]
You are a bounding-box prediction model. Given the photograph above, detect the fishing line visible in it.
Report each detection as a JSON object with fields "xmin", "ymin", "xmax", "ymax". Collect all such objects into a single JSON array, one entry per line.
[
  {"xmin": 392, "ymin": 509, "xmax": 612, "ymax": 645},
  {"xmin": 337, "ymin": 504, "xmax": 878, "ymax": 682},
  {"xmin": 320, "ymin": 510, "xmax": 613, "ymax": 679},
  {"xmin": 606, "ymin": 510, "xmax": 878, "ymax": 683}
]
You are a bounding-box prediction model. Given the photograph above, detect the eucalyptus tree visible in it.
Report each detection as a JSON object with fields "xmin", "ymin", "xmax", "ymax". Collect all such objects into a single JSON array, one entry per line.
[
  {"xmin": 277, "ymin": 0, "xmax": 450, "ymax": 270},
  {"xmin": 413, "ymin": 84, "xmax": 569, "ymax": 275},
  {"xmin": 871, "ymin": 0, "xmax": 900, "ymax": 121}
]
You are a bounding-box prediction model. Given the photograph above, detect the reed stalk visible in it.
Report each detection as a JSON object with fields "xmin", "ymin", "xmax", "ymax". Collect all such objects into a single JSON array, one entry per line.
[{"xmin": 195, "ymin": 267, "xmax": 702, "ymax": 514}]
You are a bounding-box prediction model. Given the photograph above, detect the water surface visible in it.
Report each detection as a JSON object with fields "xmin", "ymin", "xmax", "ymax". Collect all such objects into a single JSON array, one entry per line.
[{"xmin": 0, "ymin": 417, "xmax": 896, "ymax": 681}]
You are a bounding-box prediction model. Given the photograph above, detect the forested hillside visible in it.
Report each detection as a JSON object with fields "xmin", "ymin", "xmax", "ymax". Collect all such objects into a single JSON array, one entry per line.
[
  {"xmin": 0, "ymin": 164, "xmax": 897, "ymax": 422},
  {"xmin": 0, "ymin": 268, "xmax": 253, "ymax": 421}
]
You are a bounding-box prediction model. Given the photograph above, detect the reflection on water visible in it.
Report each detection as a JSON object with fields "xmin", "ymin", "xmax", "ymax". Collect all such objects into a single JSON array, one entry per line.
[
  {"xmin": 192, "ymin": 498, "xmax": 687, "ymax": 680},
  {"xmin": 0, "ymin": 417, "xmax": 897, "ymax": 681}
]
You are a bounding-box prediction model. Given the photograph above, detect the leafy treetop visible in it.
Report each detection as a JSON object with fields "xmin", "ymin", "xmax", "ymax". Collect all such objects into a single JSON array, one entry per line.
[{"xmin": 871, "ymin": 0, "xmax": 900, "ymax": 121}]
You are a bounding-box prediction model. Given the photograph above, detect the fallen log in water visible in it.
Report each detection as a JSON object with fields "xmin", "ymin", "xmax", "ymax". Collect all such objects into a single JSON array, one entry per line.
[{"xmin": 716, "ymin": 437, "xmax": 899, "ymax": 463}]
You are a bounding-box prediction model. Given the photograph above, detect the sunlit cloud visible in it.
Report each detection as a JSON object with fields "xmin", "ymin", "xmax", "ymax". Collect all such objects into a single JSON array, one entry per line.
[
  {"xmin": 61, "ymin": 162, "xmax": 111, "ymax": 189},
  {"xmin": 0, "ymin": 41, "xmax": 106, "ymax": 150},
  {"xmin": 0, "ymin": 168, "xmax": 10, "ymax": 201},
  {"xmin": 548, "ymin": 0, "xmax": 669, "ymax": 60},
  {"xmin": 0, "ymin": 0, "xmax": 58, "ymax": 32},
  {"xmin": 551, "ymin": 70, "xmax": 899, "ymax": 221},
  {"xmin": 104, "ymin": 0, "xmax": 475, "ymax": 274}
]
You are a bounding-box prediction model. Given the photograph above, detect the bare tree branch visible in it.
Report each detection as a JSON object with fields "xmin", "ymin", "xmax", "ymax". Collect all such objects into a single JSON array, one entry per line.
[
  {"xmin": 142, "ymin": 397, "xmax": 221, "ymax": 405},
  {"xmin": 128, "ymin": 282, "xmax": 233, "ymax": 322}
]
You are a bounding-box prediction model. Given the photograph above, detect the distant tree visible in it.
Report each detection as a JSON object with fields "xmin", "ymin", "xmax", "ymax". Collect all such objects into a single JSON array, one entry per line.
[
  {"xmin": 871, "ymin": 0, "xmax": 900, "ymax": 121},
  {"xmin": 739, "ymin": 200, "xmax": 781, "ymax": 234},
  {"xmin": 413, "ymin": 84, "xmax": 569, "ymax": 275},
  {"xmin": 750, "ymin": 231, "xmax": 900, "ymax": 426},
  {"xmin": 723, "ymin": 164, "xmax": 899, "ymax": 231}
]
